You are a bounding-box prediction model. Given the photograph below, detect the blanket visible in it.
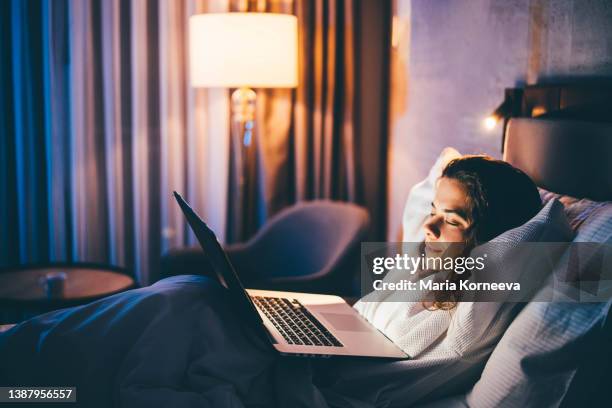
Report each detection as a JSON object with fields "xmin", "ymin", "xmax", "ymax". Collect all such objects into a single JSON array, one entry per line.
[{"xmin": 0, "ymin": 276, "xmax": 486, "ymax": 407}]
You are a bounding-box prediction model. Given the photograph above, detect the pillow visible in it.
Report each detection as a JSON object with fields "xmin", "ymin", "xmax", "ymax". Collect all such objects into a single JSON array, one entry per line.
[
  {"xmin": 539, "ymin": 188, "xmax": 612, "ymax": 236},
  {"xmin": 425, "ymin": 199, "xmax": 573, "ymax": 359},
  {"xmin": 538, "ymin": 188, "xmax": 612, "ymax": 290},
  {"xmin": 465, "ymin": 196, "xmax": 612, "ymax": 408},
  {"xmin": 465, "ymin": 300, "xmax": 610, "ymax": 408},
  {"xmin": 571, "ymin": 201, "xmax": 612, "ymax": 243},
  {"xmin": 402, "ymin": 147, "xmax": 461, "ymax": 242}
]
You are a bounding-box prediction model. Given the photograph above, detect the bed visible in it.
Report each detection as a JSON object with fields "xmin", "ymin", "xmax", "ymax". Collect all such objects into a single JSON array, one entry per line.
[
  {"xmin": 417, "ymin": 109, "xmax": 612, "ymax": 406},
  {"xmin": 1, "ymin": 89, "xmax": 611, "ymax": 407}
]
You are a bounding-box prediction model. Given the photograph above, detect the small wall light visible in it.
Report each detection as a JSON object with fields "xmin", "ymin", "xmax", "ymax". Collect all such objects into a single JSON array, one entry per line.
[
  {"xmin": 483, "ymin": 88, "xmax": 523, "ymax": 151},
  {"xmin": 483, "ymin": 115, "xmax": 499, "ymax": 131},
  {"xmin": 483, "ymin": 98, "xmax": 512, "ymax": 131},
  {"xmin": 485, "ymin": 88, "xmax": 524, "ymax": 152}
]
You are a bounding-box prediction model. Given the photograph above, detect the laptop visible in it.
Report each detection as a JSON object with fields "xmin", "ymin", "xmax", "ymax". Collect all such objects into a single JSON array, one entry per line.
[{"xmin": 174, "ymin": 192, "xmax": 408, "ymax": 359}]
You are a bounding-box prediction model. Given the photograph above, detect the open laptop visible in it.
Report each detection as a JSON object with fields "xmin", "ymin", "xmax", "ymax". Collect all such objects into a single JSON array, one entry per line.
[{"xmin": 174, "ymin": 192, "xmax": 408, "ymax": 359}]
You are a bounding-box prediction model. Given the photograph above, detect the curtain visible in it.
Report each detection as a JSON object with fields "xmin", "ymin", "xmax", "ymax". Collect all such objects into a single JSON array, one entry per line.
[
  {"xmin": 0, "ymin": 0, "xmax": 232, "ymax": 285},
  {"xmin": 226, "ymin": 0, "xmax": 392, "ymax": 243},
  {"xmin": 0, "ymin": 0, "xmax": 391, "ymax": 282}
]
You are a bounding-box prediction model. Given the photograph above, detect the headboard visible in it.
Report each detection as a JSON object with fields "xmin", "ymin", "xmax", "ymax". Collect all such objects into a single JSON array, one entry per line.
[
  {"xmin": 503, "ymin": 118, "xmax": 612, "ymax": 201},
  {"xmin": 499, "ymin": 82, "xmax": 612, "ymax": 202}
]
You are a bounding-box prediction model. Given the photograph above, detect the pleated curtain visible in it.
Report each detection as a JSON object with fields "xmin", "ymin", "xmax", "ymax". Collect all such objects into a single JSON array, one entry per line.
[
  {"xmin": 0, "ymin": 0, "xmax": 232, "ymax": 285},
  {"xmin": 0, "ymin": 0, "xmax": 391, "ymax": 283}
]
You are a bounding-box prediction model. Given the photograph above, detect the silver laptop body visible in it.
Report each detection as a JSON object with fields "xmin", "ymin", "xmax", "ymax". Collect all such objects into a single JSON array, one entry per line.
[{"xmin": 174, "ymin": 192, "xmax": 408, "ymax": 359}]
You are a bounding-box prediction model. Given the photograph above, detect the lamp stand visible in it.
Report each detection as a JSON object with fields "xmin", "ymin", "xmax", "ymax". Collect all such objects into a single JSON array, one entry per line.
[{"xmin": 229, "ymin": 87, "xmax": 257, "ymax": 241}]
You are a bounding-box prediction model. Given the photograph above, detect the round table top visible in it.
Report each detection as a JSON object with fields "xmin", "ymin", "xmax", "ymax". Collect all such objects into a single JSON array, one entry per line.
[{"xmin": 0, "ymin": 266, "xmax": 135, "ymax": 302}]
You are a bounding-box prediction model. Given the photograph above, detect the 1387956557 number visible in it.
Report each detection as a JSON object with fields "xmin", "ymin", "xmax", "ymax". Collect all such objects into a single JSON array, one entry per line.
[{"xmin": 0, "ymin": 387, "xmax": 76, "ymax": 403}]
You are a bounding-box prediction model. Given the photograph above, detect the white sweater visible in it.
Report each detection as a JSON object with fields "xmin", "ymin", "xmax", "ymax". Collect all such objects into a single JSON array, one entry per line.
[{"xmin": 353, "ymin": 272, "xmax": 455, "ymax": 358}]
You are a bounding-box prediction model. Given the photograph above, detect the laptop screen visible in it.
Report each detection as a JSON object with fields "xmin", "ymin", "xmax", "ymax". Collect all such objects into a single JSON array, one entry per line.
[{"xmin": 173, "ymin": 192, "xmax": 268, "ymax": 338}]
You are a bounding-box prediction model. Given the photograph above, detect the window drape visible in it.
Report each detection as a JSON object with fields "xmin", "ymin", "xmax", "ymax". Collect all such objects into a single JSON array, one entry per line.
[
  {"xmin": 0, "ymin": 0, "xmax": 391, "ymax": 283},
  {"xmin": 0, "ymin": 0, "xmax": 231, "ymax": 285}
]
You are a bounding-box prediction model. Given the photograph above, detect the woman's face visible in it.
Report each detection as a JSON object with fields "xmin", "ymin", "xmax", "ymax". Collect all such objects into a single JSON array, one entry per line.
[{"xmin": 423, "ymin": 177, "xmax": 471, "ymax": 258}]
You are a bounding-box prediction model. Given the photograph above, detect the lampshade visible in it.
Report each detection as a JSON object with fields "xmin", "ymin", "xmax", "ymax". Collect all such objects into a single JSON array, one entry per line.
[{"xmin": 189, "ymin": 13, "xmax": 298, "ymax": 88}]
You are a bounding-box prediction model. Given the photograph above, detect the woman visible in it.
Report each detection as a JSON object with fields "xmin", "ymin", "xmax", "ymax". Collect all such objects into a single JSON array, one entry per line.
[
  {"xmin": 353, "ymin": 155, "xmax": 542, "ymax": 359},
  {"xmin": 423, "ymin": 154, "xmax": 542, "ymax": 308},
  {"xmin": 0, "ymin": 155, "xmax": 544, "ymax": 407}
]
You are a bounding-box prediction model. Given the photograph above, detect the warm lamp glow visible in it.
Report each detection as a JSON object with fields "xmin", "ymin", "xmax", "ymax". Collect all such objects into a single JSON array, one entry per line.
[
  {"xmin": 483, "ymin": 116, "xmax": 498, "ymax": 131},
  {"xmin": 189, "ymin": 13, "xmax": 298, "ymax": 88}
]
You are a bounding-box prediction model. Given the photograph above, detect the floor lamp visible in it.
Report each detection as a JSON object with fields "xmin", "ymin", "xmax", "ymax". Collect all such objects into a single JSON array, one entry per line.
[{"xmin": 189, "ymin": 12, "xmax": 298, "ymax": 240}]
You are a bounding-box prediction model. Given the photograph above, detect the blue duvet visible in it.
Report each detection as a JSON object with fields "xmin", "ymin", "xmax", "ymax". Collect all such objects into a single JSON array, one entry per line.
[
  {"xmin": 0, "ymin": 275, "xmax": 484, "ymax": 407},
  {"xmin": 0, "ymin": 276, "xmax": 337, "ymax": 407}
]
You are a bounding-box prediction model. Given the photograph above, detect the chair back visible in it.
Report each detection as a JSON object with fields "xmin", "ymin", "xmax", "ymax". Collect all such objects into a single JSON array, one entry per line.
[{"xmin": 246, "ymin": 200, "xmax": 370, "ymax": 287}]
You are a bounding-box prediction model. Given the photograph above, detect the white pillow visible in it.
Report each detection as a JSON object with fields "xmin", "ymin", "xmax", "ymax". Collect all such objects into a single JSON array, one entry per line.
[
  {"xmin": 539, "ymin": 187, "xmax": 612, "ymax": 235},
  {"xmin": 466, "ymin": 301, "xmax": 610, "ymax": 408},
  {"xmin": 402, "ymin": 147, "xmax": 461, "ymax": 242},
  {"xmin": 465, "ymin": 199, "xmax": 612, "ymax": 408},
  {"xmin": 419, "ymin": 199, "xmax": 573, "ymax": 360}
]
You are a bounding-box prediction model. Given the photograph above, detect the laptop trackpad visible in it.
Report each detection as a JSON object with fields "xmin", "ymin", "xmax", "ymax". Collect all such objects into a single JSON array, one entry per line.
[{"xmin": 320, "ymin": 313, "xmax": 370, "ymax": 332}]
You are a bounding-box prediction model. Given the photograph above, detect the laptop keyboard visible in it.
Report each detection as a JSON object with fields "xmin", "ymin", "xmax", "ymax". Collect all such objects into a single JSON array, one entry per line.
[{"xmin": 251, "ymin": 296, "xmax": 343, "ymax": 347}]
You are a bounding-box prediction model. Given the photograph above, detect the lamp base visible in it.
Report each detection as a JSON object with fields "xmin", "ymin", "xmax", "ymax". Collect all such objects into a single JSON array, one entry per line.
[
  {"xmin": 231, "ymin": 87, "xmax": 257, "ymax": 146},
  {"xmin": 228, "ymin": 87, "xmax": 258, "ymax": 242}
]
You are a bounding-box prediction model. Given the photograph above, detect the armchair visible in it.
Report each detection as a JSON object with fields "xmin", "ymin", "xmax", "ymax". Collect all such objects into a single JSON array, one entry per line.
[{"xmin": 161, "ymin": 200, "xmax": 370, "ymax": 296}]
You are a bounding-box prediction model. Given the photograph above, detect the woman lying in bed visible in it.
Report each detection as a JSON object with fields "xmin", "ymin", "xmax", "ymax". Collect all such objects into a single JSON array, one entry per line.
[{"xmin": 0, "ymin": 156, "xmax": 549, "ymax": 407}]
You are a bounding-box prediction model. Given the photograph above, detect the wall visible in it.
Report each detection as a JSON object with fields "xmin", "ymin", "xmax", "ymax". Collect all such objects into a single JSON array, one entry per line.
[{"xmin": 387, "ymin": 0, "xmax": 612, "ymax": 239}]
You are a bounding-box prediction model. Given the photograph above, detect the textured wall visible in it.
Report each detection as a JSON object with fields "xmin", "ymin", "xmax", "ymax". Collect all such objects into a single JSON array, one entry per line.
[{"xmin": 387, "ymin": 0, "xmax": 612, "ymax": 239}]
